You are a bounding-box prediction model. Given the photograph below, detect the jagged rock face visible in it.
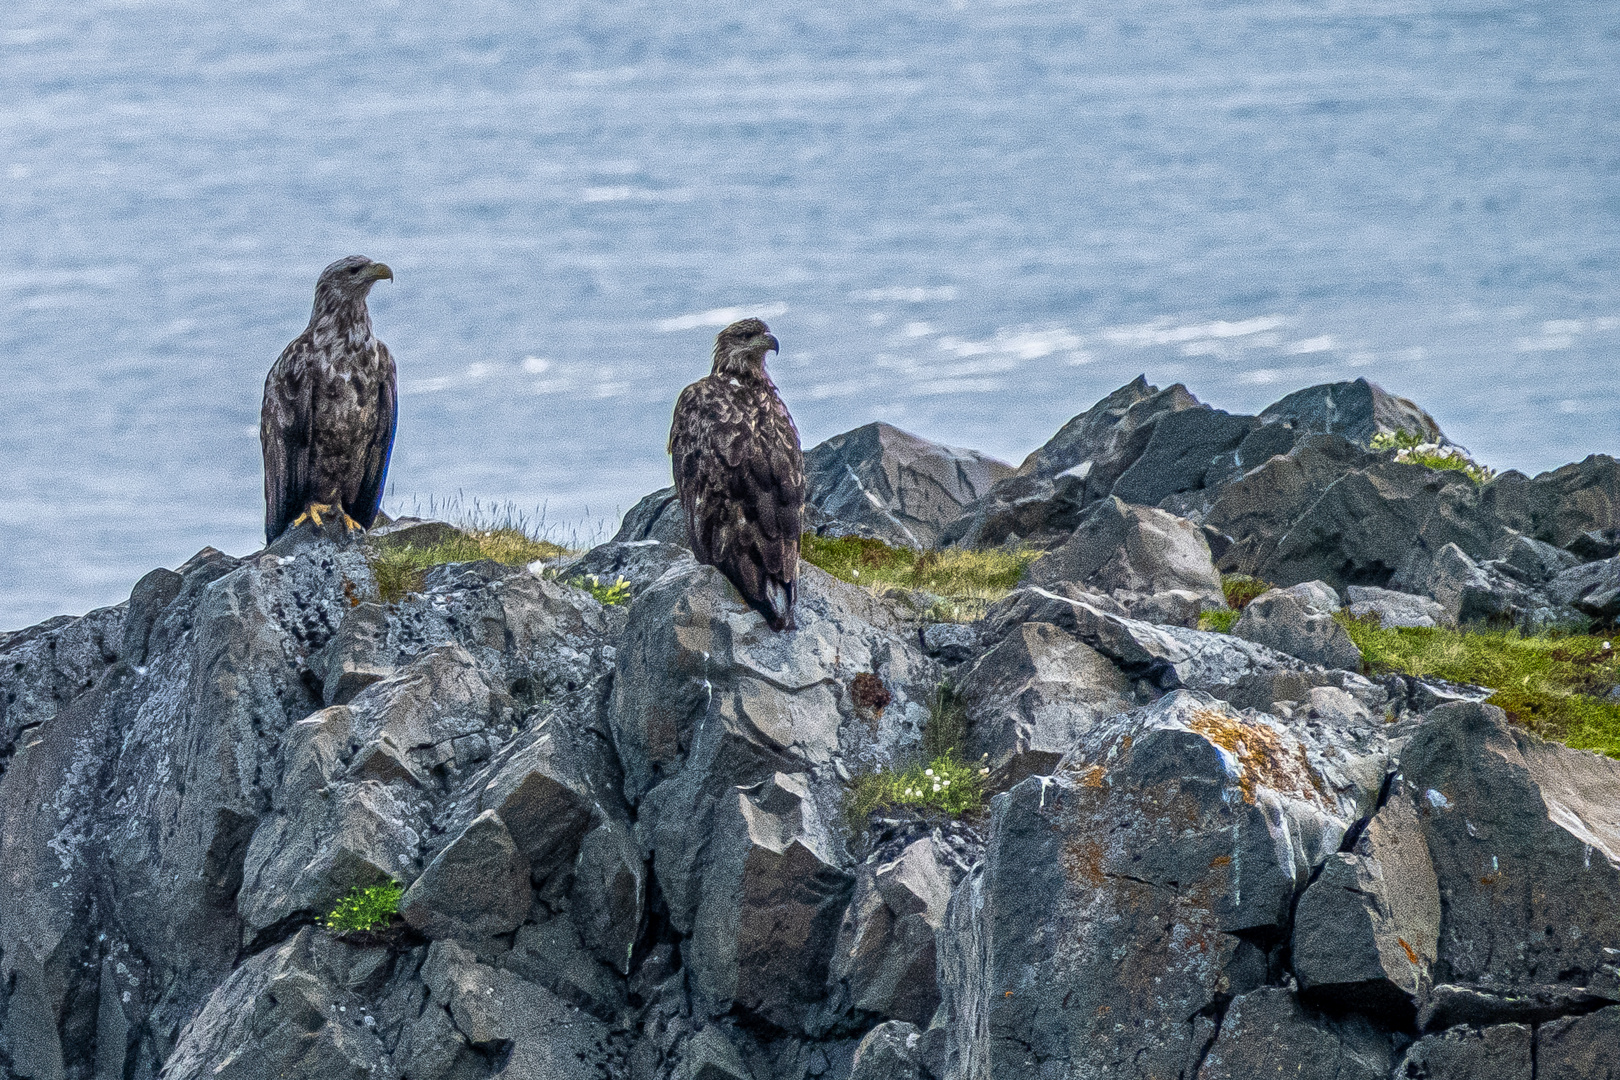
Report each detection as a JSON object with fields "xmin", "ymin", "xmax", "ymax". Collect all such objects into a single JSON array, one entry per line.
[
  {"xmin": 804, "ymin": 422, "xmax": 1015, "ymax": 549},
  {"xmin": 1485, "ymin": 454, "xmax": 1620, "ymax": 551},
  {"xmin": 1232, "ymin": 588, "xmax": 1362, "ymax": 670},
  {"xmin": 1258, "ymin": 377, "xmax": 1444, "ymax": 447}
]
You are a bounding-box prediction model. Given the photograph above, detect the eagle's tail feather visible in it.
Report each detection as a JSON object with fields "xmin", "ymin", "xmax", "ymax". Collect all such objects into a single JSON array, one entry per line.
[{"xmin": 761, "ymin": 577, "xmax": 796, "ymax": 633}]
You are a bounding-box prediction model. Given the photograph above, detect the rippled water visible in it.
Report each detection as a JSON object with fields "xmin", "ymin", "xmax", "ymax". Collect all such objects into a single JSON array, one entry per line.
[{"xmin": 2, "ymin": 0, "xmax": 1617, "ymax": 628}]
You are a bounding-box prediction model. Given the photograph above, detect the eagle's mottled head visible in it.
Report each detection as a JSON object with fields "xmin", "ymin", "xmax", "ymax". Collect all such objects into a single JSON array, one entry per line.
[
  {"xmin": 309, "ymin": 256, "xmax": 394, "ymax": 329},
  {"xmin": 711, "ymin": 318, "xmax": 780, "ymax": 377}
]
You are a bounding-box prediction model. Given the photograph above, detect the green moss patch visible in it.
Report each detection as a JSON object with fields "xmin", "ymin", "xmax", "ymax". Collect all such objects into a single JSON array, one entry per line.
[
  {"xmin": 1199, "ymin": 608, "xmax": 1241, "ymax": 634},
  {"xmin": 846, "ymin": 749, "xmax": 989, "ymax": 823},
  {"xmin": 323, "ymin": 882, "xmax": 403, "ymax": 934},
  {"xmin": 1221, "ymin": 574, "xmax": 1272, "ymax": 611},
  {"xmin": 1370, "ymin": 430, "xmax": 1495, "ymax": 484},
  {"xmin": 368, "ymin": 527, "xmax": 570, "ymax": 603},
  {"xmin": 800, "ymin": 534, "xmax": 1039, "ymax": 623},
  {"xmin": 1339, "ymin": 615, "xmax": 1620, "ymax": 758}
]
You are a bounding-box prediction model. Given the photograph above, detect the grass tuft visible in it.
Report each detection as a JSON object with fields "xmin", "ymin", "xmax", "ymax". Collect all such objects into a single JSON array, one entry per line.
[
  {"xmin": 1221, "ymin": 574, "xmax": 1272, "ymax": 611},
  {"xmin": 845, "ymin": 749, "xmax": 989, "ymax": 823},
  {"xmin": 368, "ymin": 527, "xmax": 571, "ymax": 603},
  {"xmin": 1370, "ymin": 430, "xmax": 1496, "ymax": 484},
  {"xmin": 568, "ymin": 574, "xmax": 632, "ymax": 606},
  {"xmin": 1338, "ymin": 613, "xmax": 1620, "ymax": 758},
  {"xmin": 801, "ymin": 534, "xmax": 1039, "ymax": 623},
  {"xmin": 1199, "ymin": 608, "xmax": 1242, "ymax": 634},
  {"xmin": 323, "ymin": 882, "xmax": 403, "ymax": 934}
]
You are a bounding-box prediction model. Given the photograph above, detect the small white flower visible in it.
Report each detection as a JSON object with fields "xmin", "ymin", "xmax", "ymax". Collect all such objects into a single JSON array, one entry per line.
[
  {"xmin": 980, "ymin": 767, "xmax": 989, "ymax": 775},
  {"xmin": 925, "ymin": 769, "xmax": 934, "ymax": 777},
  {"xmin": 943, "ymin": 779, "xmax": 951, "ymax": 788},
  {"xmin": 933, "ymin": 784, "xmax": 941, "ymax": 792}
]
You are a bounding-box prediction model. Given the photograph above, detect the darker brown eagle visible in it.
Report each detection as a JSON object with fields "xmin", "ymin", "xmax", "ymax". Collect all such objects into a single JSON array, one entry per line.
[
  {"xmin": 260, "ymin": 255, "xmax": 398, "ymax": 543},
  {"xmin": 669, "ymin": 318, "xmax": 806, "ymax": 631}
]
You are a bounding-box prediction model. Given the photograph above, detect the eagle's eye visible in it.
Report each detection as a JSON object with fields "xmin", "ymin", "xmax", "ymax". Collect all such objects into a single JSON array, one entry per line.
[{"xmin": 349, "ymin": 265, "xmax": 364, "ymax": 275}]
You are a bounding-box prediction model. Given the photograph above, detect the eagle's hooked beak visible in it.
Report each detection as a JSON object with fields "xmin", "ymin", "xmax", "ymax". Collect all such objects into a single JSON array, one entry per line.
[
  {"xmin": 763, "ymin": 333, "xmax": 780, "ymax": 355},
  {"xmin": 365, "ymin": 262, "xmax": 394, "ymax": 282}
]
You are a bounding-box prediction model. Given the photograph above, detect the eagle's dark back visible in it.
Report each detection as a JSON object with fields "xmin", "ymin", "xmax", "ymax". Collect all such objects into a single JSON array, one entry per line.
[
  {"xmin": 669, "ymin": 319, "xmax": 805, "ymax": 631},
  {"xmin": 261, "ymin": 256, "xmax": 398, "ymax": 543}
]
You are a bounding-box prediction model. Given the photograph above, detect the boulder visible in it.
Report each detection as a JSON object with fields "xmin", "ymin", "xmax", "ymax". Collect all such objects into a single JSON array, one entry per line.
[
  {"xmin": 1489, "ymin": 534, "xmax": 1581, "ymax": 585},
  {"xmin": 554, "ymin": 538, "xmax": 695, "ymax": 598},
  {"xmin": 1392, "ymin": 542, "xmax": 1533, "ymax": 626},
  {"xmin": 162, "ymin": 929, "xmax": 388, "ymax": 1080},
  {"xmin": 1014, "ymin": 375, "xmax": 1203, "ymax": 484},
  {"xmin": 849, "ymin": 1021, "xmax": 939, "ymax": 1080},
  {"xmin": 1394, "ymin": 1023, "xmax": 1533, "ymax": 1080},
  {"xmin": 953, "ymin": 621, "xmax": 1132, "ymax": 776},
  {"xmin": 938, "ymin": 693, "xmax": 1356, "ymax": 1080},
  {"xmin": 1194, "ymin": 987, "xmax": 1398, "ymax": 1080},
  {"xmin": 918, "ymin": 622, "xmax": 978, "ymax": 664},
  {"xmin": 1546, "ymin": 553, "xmax": 1620, "ymax": 620},
  {"xmin": 829, "ymin": 836, "xmax": 955, "ymax": 1026},
  {"xmin": 1257, "ymin": 377, "xmax": 1445, "ymax": 446},
  {"xmin": 1537, "ymin": 1006, "xmax": 1620, "ymax": 1079},
  {"xmin": 1346, "ymin": 585, "xmax": 1447, "ymax": 628},
  {"xmin": 1231, "ymin": 588, "xmax": 1362, "ymax": 670},
  {"xmin": 804, "ymin": 422, "xmax": 1015, "ymax": 548},
  {"xmin": 1484, "ymin": 454, "xmax": 1620, "ymax": 551},
  {"xmin": 687, "ymin": 772, "xmax": 855, "ymax": 1029},
  {"xmin": 1205, "ymin": 434, "xmax": 1508, "ymax": 590},
  {"xmin": 399, "ymin": 810, "xmax": 531, "ymax": 942},
  {"xmin": 1399, "ymin": 702, "xmax": 1620, "ymax": 991},
  {"xmin": 613, "ymin": 485, "xmax": 688, "ymax": 546},
  {"xmin": 1292, "ymin": 783, "xmax": 1440, "ymax": 1015},
  {"xmin": 1109, "ymin": 406, "xmax": 1258, "ymax": 508},
  {"xmin": 1025, "ymin": 496, "xmax": 1225, "ymax": 617}
]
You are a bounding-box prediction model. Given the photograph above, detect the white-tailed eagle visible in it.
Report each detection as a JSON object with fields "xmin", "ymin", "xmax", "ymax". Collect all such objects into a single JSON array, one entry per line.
[
  {"xmin": 669, "ymin": 318, "xmax": 805, "ymax": 631},
  {"xmin": 260, "ymin": 255, "xmax": 397, "ymax": 543}
]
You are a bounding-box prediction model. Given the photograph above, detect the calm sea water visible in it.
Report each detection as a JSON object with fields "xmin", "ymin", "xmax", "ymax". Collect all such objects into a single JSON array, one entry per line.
[{"xmin": 2, "ymin": 0, "xmax": 1617, "ymax": 628}]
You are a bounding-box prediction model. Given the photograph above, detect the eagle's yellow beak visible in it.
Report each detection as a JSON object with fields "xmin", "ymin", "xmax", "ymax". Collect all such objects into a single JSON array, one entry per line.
[
  {"xmin": 763, "ymin": 333, "xmax": 780, "ymax": 354},
  {"xmin": 366, "ymin": 262, "xmax": 394, "ymax": 282}
]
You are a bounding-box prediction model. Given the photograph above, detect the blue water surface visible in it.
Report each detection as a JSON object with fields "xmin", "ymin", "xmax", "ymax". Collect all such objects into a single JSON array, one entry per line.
[{"xmin": 2, "ymin": 0, "xmax": 1617, "ymax": 627}]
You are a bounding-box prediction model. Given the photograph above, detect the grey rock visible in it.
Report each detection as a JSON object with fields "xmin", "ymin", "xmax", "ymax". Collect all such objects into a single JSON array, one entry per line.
[
  {"xmin": 1026, "ymin": 496, "xmax": 1225, "ymax": 614},
  {"xmin": 317, "ymin": 600, "xmax": 394, "ymax": 705},
  {"xmin": 804, "ymin": 421, "xmax": 1015, "ymax": 548},
  {"xmin": 1393, "ymin": 542, "xmax": 1532, "ymax": 626},
  {"xmin": 1537, "ymin": 1005, "xmax": 1620, "ymax": 1080},
  {"xmin": 555, "ymin": 538, "xmax": 696, "ymax": 598},
  {"xmin": 1110, "ymin": 405, "xmax": 1259, "ymax": 508},
  {"xmin": 415, "ymin": 938, "xmax": 619, "ymax": 1078},
  {"xmin": 1490, "ymin": 533, "xmax": 1581, "ymax": 584},
  {"xmin": 938, "ymin": 692, "xmax": 1354, "ymax": 1080},
  {"xmin": 1195, "ymin": 987, "xmax": 1397, "ymax": 1080},
  {"xmin": 1258, "ymin": 377, "xmax": 1445, "ymax": 446},
  {"xmin": 918, "ymin": 622, "xmax": 978, "ymax": 663},
  {"xmin": 1568, "ymin": 527, "xmax": 1620, "ymax": 561},
  {"xmin": 1394, "ymin": 1023, "xmax": 1533, "ymax": 1080},
  {"xmin": 1292, "ymin": 784, "xmax": 1439, "ymax": 1014},
  {"xmin": 679, "ymin": 1025, "xmax": 754, "ymax": 1080},
  {"xmin": 612, "ymin": 485, "xmax": 689, "ymax": 546},
  {"xmin": 1232, "ymin": 588, "xmax": 1362, "ymax": 670},
  {"xmin": 1275, "ymin": 579, "xmax": 1342, "ymax": 614},
  {"xmin": 1346, "ymin": 585, "xmax": 1447, "ymax": 628},
  {"xmin": 503, "ymin": 917, "xmax": 627, "ymax": 1018},
  {"xmin": 366, "ymin": 516, "xmax": 463, "ymax": 547},
  {"xmin": 983, "ymin": 585, "xmax": 1307, "ymax": 694},
  {"xmin": 954, "ymin": 621, "xmax": 1131, "ymax": 775},
  {"xmin": 829, "ymin": 837, "xmax": 953, "ymax": 1026},
  {"xmin": 687, "ymin": 772, "xmax": 856, "ymax": 1029},
  {"xmin": 1399, "ymin": 701, "xmax": 1620, "ymax": 991},
  {"xmin": 1206, "ymin": 433, "xmax": 1507, "ymax": 590},
  {"xmin": 120, "ymin": 567, "xmax": 182, "ymax": 667},
  {"xmin": 1015, "ymin": 375, "xmax": 1204, "ymax": 484},
  {"xmin": 569, "ymin": 818, "xmax": 646, "ymax": 974},
  {"xmin": 400, "ymin": 809, "xmax": 530, "ymax": 941},
  {"xmin": 1547, "ymin": 553, "xmax": 1620, "ymax": 619},
  {"xmin": 1417, "ymin": 982, "xmax": 1620, "ymax": 1031},
  {"xmin": 162, "ymin": 928, "xmax": 388, "ymax": 1080},
  {"xmin": 1484, "ymin": 454, "xmax": 1620, "ymax": 551},
  {"xmin": 849, "ymin": 1021, "xmax": 933, "ymax": 1080}
]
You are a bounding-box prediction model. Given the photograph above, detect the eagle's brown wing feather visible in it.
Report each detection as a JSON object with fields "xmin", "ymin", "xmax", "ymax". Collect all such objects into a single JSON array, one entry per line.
[
  {"xmin": 260, "ymin": 335, "xmax": 316, "ymax": 544},
  {"xmin": 670, "ymin": 375, "xmax": 804, "ymax": 631},
  {"xmin": 351, "ymin": 340, "xmax": 398, "ymax": 529}
]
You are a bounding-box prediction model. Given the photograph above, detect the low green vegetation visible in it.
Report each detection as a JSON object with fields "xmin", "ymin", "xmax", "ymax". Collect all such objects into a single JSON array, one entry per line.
[
  {"xmin": 844, "ymin": 682, "xmax": 988, "ymax": 829},
  {"xmin": 569, "ymin": 574, "xmax": 632, "ymax": 606},
  {"xmin": 1221, "ymin": 574, "xmax": 1272, "ymax": 611},
  {"xmin": 1370, "ymin": 430, "xmax": 1496, "ymax": 484},
  {"xmin": 1198, "ymin": 608, "xmax": 1241, "ymax": 634},
  {"xmin": 1339, "ymin": 614, "xmax": 1620, "ymax": 758},
  {"xmin": 800, "ymin": 533, "xmax": 1039, "ymax": 623},
  {"xmin": 323, "ymin": 882, "xmax": 403, "ymax": 934},
  {"xmin": 368, "ymin": 527, "xmax": 571, "ymax": 603}
]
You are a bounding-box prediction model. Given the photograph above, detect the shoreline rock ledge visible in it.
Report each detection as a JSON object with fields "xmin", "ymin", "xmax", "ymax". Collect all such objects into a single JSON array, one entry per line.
[{"xmin": 3, "ymin": 376, "xmax": 1620, "ymax": 1080}]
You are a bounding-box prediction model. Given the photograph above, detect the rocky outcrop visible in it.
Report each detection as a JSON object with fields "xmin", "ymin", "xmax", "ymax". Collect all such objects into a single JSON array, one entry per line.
[{"xmin": 6, "ymin": 378, "xmax": 1620, "ymax": 1080}]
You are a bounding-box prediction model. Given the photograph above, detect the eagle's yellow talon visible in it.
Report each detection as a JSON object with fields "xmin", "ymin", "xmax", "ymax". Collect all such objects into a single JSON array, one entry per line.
[
  {"xmin": 340, "ymin": 511, "xmax": 364, "ymax": 532},
  {"xmin": 291, "ymin": 502, "xmax": 333, "ymax": 528}
]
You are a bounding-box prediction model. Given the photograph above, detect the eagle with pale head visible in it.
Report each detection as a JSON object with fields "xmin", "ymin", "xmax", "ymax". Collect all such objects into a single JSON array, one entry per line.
[
  {"xmin": 260, "ymin": 255, "xmax": 398, "ymax": 543},
  {"xmin": 668, "ymin": 318, "xmax": 805, "ymax": 631}
]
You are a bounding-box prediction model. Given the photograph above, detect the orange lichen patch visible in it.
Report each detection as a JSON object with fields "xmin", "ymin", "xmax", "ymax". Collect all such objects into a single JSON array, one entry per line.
[
  {"xmin": 1208, "ymin": 854, "xmax": 1232, "ymax": 868},
  {"xmin": 1119, "ymin": 735, "xmax": 1133, "ymax": 754},
  {"xmin": 1397, "ymin": 938, "xmax": 1420, "ymax": 965},
  {"xmin": 342, "ymin": 579, "xmax": 362, "ymax": 607},
  {"xmin": 1078, "ymin": 765, "xmax": 1106, "ymax": 788},
  {"xmin": 1064, "ymin": 838, "xmax": 1107, "ymax": 888},
  {"xmin": 1185, "ymin": 706, "xmax": 1324, "ymax": 806}
]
